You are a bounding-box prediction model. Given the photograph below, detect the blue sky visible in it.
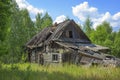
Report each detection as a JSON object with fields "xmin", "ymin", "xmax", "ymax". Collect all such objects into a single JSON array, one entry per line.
[{"xmin": 16, "ymin": 0, "xmax": 120, "ymax": 31}]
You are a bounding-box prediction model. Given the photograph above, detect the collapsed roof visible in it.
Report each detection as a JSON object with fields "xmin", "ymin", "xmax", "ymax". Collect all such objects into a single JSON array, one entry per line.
[{"xmin": 26, "ymin": 19, "xmax": 91, "ymax": 48}]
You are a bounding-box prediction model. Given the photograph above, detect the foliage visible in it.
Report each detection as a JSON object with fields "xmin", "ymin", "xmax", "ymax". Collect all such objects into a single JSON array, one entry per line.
[
  {"xmin": 112, "ymin": 30, "xmax": 120, "ymax": 57},
  {"xmin": 0, "ymin": 0, "xmax": 11, "ymax": 57},
  {"xmin": 0, "ymin": 0, "xmax": 11, "ymax": 41},
  {"xmin": 0, "ymin": 0, "xmax": 36, "ymax": 63},
  {"xmin": 6, "ymin": 2, "xmax": 33, "ymax": 63},
  {"xmin": 40, "ymin": 12, "xmax": 53, "ymax": 29},
  {"xmin": 83, "ymin": 17, "xmax": 93, "ymax": 37},
  {"xmin": 34, "ymin": 12, "xmax": 53, "ymax": 33},
  {"xmin": 35, "ymin": 13, "xmax": 42, "ymax": 32}
]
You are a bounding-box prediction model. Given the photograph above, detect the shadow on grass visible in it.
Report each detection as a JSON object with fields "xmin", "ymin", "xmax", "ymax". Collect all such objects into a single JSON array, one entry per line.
[{"xmin": 0, "ymin": 68, "xmax": 77, "ymax": 80}]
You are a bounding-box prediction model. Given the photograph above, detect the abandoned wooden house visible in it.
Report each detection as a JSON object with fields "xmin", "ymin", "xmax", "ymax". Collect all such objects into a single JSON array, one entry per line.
[{"xmin": 25, "ymin": 19, "xmax": 111, "ymax": 66}]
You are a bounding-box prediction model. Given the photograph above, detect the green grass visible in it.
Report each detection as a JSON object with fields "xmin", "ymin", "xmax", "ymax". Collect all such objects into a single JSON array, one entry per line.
[{"xmin": 0, "ymin": 63, "xmax": 120, "ymax": 80}]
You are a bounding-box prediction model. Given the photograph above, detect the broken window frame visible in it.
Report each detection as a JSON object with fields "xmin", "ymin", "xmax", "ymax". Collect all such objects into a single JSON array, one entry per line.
[{"xmin": 66, "ymin": 30, "xmax": 73, "ymax": 38}]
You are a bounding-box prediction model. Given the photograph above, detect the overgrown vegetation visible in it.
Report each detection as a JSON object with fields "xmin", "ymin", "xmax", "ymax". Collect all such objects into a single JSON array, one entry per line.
[{"xmin": 0, "ymin": 63, "xmax": 120, "ymax": 80}]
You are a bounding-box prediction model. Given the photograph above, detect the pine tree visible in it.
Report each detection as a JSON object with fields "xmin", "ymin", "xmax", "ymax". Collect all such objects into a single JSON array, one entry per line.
[
  {"xmin": 83, "ymin": 17, "xmax": 93, "ymax": 36},
  {"xmin": 35, "ymin": 13, "xmax": 42, "ymax": 32},
  {"xmin": 41, "ymin": 12, "xmax": 53, "ymax": 29}
]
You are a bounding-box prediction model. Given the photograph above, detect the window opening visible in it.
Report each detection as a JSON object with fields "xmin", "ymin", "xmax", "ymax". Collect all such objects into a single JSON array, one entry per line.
[
  {"xmin": 52, "ymin": 54, "xmax": 58, "ymax": 61},
  {"xmin": 68, "ymin": 31, "xmax": 73, "ymax": 38}
]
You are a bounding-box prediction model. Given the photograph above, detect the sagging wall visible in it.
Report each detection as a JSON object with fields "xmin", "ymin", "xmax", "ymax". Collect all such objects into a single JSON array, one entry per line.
[
  {"xmin": 28, "ymin": 42, "xmax": 100, "ymax": 65},
  {"xmin": 30, "ymin": 50, "xmax": 39, "ymax": 63},
  {"xmin": 29, "ymin": 46, "xmax": 80, "ymax": 65},
  {"xmin": 29, "ymin": 47, "xmax": 102, "ymax": 65}
]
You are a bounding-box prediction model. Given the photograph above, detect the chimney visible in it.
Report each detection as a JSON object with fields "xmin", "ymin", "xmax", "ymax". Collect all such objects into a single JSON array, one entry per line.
[
  {"xmin": 53, "ymin": 22, "xmax": 58, "ymax": 27},
  {"xmin": 51, "ymin": 22, "xmax": 58, "ymax": 31}
]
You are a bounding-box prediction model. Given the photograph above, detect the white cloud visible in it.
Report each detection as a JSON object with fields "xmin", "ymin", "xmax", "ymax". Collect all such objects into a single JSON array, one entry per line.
[
  {"xmin": 72, "ymin": 2, "xmax": 98, "ymax": 22},
  {"xmin": 72, "ymin": 2, "xmax": 120, "ymax": 29},
  {"xmin": 54, "ymin": 15, "xmax": 67, "ymax": 23},
  {"xmin": 15, "ymin": 0, "xmax": 44, "ymax": 15},
  {"xmin": 113, "ymin": 12, "xmax": 120, "ymax": 20}
]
